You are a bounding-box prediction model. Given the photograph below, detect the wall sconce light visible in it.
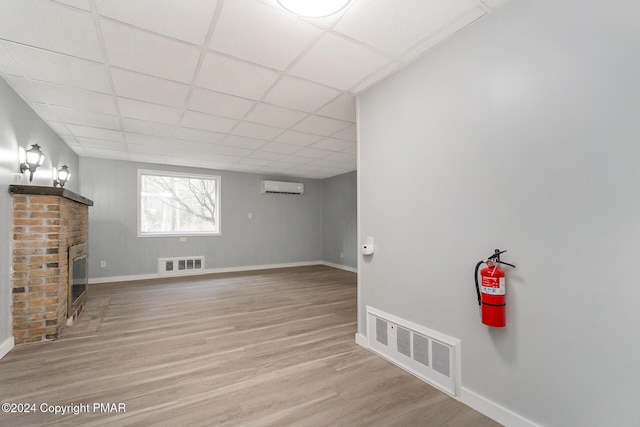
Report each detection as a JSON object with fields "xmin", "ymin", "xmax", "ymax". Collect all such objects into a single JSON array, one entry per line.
[
  {"xmin": 19, "ymin": 143, "xmax": 46, "ymax": 182},
  {"xmin": 53, "ymin": 165, "xmax": 70, "ymax": 188}
]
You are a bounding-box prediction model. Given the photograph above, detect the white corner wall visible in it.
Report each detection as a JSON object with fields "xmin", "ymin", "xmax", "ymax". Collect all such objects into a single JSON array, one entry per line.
[{"xmin": 358, "ymin": 0, "xmax": 640, "ymax": 425}]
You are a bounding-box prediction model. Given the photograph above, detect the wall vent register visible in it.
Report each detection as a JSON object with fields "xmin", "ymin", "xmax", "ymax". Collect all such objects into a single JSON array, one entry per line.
[
  {"xmin": 158, "ymin": 256, "xmax": 205, "ymax": 275},
  {"xmin": 366, "ymin": 306, "xmax": 461, "ymax": 396}
]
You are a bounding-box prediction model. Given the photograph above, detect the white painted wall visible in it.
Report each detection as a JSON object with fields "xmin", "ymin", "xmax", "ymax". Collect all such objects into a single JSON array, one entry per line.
[{"xmin": 358, "ymin": 0, "xmax": 640, "ymax": 425}]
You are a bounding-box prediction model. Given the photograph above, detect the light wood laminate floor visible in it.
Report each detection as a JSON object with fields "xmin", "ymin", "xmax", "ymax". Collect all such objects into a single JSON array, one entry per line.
[{"xmin": 1, "ymin": 266, "xmax": 501, "ymax": 426}]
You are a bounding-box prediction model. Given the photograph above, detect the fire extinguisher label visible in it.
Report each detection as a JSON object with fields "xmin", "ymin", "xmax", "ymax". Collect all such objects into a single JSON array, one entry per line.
[{"xmin": 481, "ymin": 276, "xmax": 506, "ymax": 295}]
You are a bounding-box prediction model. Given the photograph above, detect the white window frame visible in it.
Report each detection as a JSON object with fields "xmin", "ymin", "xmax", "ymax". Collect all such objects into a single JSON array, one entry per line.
[{"xmin": 137, "ymin": 169, "xmax": 221, "ymax": 237}]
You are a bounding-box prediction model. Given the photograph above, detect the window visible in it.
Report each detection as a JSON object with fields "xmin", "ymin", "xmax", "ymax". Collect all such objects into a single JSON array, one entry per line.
[{"xmin": 138, "ymin": 170, "xmax": 220, "ymax": 236}]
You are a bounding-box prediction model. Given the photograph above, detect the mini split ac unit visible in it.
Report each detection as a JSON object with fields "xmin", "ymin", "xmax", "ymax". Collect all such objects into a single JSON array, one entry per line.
[{"xmin": 261, "ymin": 180, "xmax": 304, "ymax": 195}]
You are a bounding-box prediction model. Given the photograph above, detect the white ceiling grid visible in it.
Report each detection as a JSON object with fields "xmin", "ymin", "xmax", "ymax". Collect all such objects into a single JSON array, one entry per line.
[{"xmin": 0, "ymin": 0, "xmax": 507, "ymax": 179}]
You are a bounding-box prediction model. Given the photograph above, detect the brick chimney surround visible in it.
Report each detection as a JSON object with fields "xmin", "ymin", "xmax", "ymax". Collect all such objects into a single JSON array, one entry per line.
[{"xmin": 9, "ymin": 185, "xmax": 93, "ymax": 345}]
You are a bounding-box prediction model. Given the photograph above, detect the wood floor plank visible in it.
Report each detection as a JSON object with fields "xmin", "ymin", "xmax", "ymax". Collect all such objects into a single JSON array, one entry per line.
[{"xmin": 0, "ymin": 265, "xmax": 501, "ymax": 426}]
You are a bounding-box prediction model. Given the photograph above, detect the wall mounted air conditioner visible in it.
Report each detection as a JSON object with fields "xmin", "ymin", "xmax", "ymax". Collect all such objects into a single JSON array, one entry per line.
[{"xmin": 261, "ymin": 180, "xmax": 304, "ymax": 195}]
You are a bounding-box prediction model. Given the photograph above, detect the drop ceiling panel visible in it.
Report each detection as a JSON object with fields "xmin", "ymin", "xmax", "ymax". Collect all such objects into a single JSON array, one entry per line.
[
  {"xmin": 335, "ymin": 0, "xmax": 482, "ymax": 58},
  {"xmin": 187, "ymin": 87, "xmax": 256, "ymax": 118},
  {"xmin": 292, "ymin": 115, "xmax": 352, "ymax": 136},
  {"xmin": 111, "ymin": 68, "xmax": 190, "ymax": 107},
  {"xmin": 274, "ymin": 130, "xmax": 323, "ymax": 146},
  {"xmin": 66, "ymin": 124, "xmax": 124, "ymax": 141},
  {"xmin": 95, "ymin": 0, "xmax": 218, "ymax": 45},
  {"xmin": 49, "ymin": 106, "xmax": 121, "ymax": 130},
  {"xmin": 316, "ymin": 93, "xmax": 356, "ymax": 122},
  {"xmin": 263, "ymin": 76, "xmax": 341, "ymax": 112},
  {"xmin": 182, "ymin": 110, "xmax": 237, "ymax": 133},
  {"xmin": 230, "ymin": 121, "xmax": 284, "ymax": 139},
  {"xmin": 122, "ymin": 118, "xmax": 177, "ymax": 138},
  {"xmin": 210, "ymin": 0, "xmax": 322, "ymax": 71},
  {"xmin": 0, "ymin": 0, "xmax": 508, "ymax": 178},
  {"xmin": 29, "ymin": 81, "xmax": 117, "ymax": 115},
  {"xmin": 100, "ymin": 20, "xmax": 201, "ymax": 83},
  {"xmin": 0, "ymin": 42, "xmax": 111, "ymax": 93},
  {"xmin": 117, "ymin": 98, "xmax": 183, "ymax": 123},
  {"xmin": 222, "ymin": 135, "xmax": 267, "ymax": 149},
  {"xmin": 196, "ymin": 52, "xmax": 281, "ymax": 99},
  {"xmin": 289, "ymin": 33, "xmax": 392, "ymax": 91},
  {"xmin": 0, "ymin": 0, "xmax": 102, "ymax": 61},
  {"xmin": 244, "ymin": 103, "xmax": 308, "ymax": 128}
]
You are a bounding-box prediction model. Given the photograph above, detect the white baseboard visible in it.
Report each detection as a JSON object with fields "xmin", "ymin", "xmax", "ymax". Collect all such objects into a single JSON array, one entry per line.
[
  {"xmin": 89, "ymin": 261, "xmax": 325, "ymax": 284},
  {"xmin": 354, "ymin": 332, "xmax": 367, "ymax": 347},
  {"xmin": 460, "ymin": 387, "xmax": 540, "ymax": 427},
  {"xmin": 321, "ymin": 261, "xmax": 357, "ymax": 273},
  {"xmin": 0, "ymin": 336, "xmax": 14, "ymax": 360}
]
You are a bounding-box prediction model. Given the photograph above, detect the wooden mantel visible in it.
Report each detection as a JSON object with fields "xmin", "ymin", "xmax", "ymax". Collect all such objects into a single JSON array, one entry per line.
[{"xmin": 9, "ymin": 185, "xmax": 94, "ymax": 206}]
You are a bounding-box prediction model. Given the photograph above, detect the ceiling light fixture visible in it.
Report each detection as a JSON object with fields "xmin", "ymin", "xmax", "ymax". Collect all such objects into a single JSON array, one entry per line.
[
  {"xmin": 276, "ymin": 0, "xmax": 351, "ymax": 18},
  {"xmin": 53, "ymin": 165, "xmax": 70, "ymax": 188},
  {"xmin": 19, "ymin": 143, "xmax": 46, "ymax": 183}
]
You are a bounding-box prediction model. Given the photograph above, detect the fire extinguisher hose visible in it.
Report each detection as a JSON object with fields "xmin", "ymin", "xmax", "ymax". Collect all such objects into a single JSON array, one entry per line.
[{"xmin": 474, "ymin": 260, "xmax": 484, "ymax": 306}]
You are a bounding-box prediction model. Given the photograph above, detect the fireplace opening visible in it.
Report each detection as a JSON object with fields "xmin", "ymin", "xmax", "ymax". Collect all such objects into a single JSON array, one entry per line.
[{"xmin": 68, "ymin": 243, "xmax": 88, "ymax": 324}]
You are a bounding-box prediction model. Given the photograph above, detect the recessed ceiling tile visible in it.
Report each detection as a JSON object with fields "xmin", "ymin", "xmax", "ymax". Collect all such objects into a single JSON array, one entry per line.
[
  {"xmin": 117, "ymin": 98, "xmax": 182, "ymax": 123},
  {"xmin": 95, "ymin": 0, "xmax": 218, "ymax": 45},
  {"xmin": 47, "ymin": 121, "xmax": 71, "ymax": 135},
  {"xmin": 289, "ymin": 33, "xmax": 391, "ymax": 91},
  {"xmin": 101, "ymin": 20, "xmax": 200, "ymax": 83},
  {"xmin": 0, "ymin": 44, "xmax": 22, "ymax": 76},
  {"xmin": 259, "ymin": 142, "xmax": 301, "ymax": 154},
  {"xmin": 263, "ymin": 76, "xmax": 341, "ymax": 112},
  {"xmin": 50, "ymin": 106, "xmax": 121, "ymax": 130},
  {"xmin": 334, "ymin": 0, "xmax": 483, "ymax": 58},
  {"xmin": 214, "ymin": 145, "xmax": 253, "ymax": 157},
  {"xmin": 52, "ymin": 0, "xmax": 92, "ymax": 11},
  {"xmin": 349, "ymin": 61, "xmax": 403, "ymax": 93},
  {"xmin": 292, "ymin": 115, "xmax": 352, "ymax": 136},
  {"xmin": 258, "ymin": 0, "xmax": 351, "ymax": 28},
  {"xmin": 187, "ymin": 88, "xmax": 256, "ymax": 119},
  {"xmin": 77, "ymin": 136, "xmax": 126, "ymax": 151},
  {"xmin": 238, "ymin": 157, "xmax": 270, "ymax": 166},
  {"xmin": 176, "ymin": 127, "xmax": 226, "ymax": 144},
  {"xmin": 324, "ymin": 151, "xmax": 357, "ymax": 162},
  {"xmin": 342, "ymin": 144, "xmax": 357, "ymax": 154},
  {"xmin": 196, "ymin": 52, "xmax": 281, "ymax": 100},
  {"xmin": 295, "ymin": 147, "xmax": 333, "ymax": 159},
  {"xmin": 222, "ymin": 135, "xmax": 266, "ymax": 149},
  {"xmin": 29, "ymin": 81, "xmax": 117, "ymax": 115},
  {"xmin": 170, "ymin": 140, "xmax": 216, "ymax": 153},
  {"xmin": 231, "ymin": 121, "xmax": 284, "ymax": 139},
  {"xmin": 0, "ymin": 0, "xmax": 102, "ymax": 61},
  {"xmin": 273, "ymin": 130, "xmax": 322, "ymax": 146},
  {"xmin": 122, "ymin": 117, "xmax": 177, "ymax": 138},
  {"xmin": 278, "ymin": 155, "xmax": 313, "ymax": 165},
  {"xmin": 29, "ymin": 103, "xmax": 57, "ymax": 121},
  {"xmin": 316, "ymin": 93, "xmax": 356, "ymax": 122},
  {"xmin": 83, "ymin": 147, "xmax": 128, "ymax": 160},
  {"xmin": 332, "ymin": 125, "xmax": 356, "ymax": 141},
  {"xmin": 210, "ymin": 0, "xmax": 321, "ymax": 71},
  {"xmin": 111, "ymin": 68, "xmax": 190, "ymax": 107},
  {"xmin": 310, "ymin": 137, "xmax": 354, "ymax": 152},
  {"xmin": 249, "ymin": 150, "xmax": 284, "ymax": 161},
  {"xmin": 400, "ymin": 6, "xmax": 486, "ymax": 63},
  {"xmin": 126, "ymin": 134, "xmax": 173, "ymax": 147},
  {"xmin": 0, "ymin": 42, "xmax": 111, "ymax": 93},
  {"xmin": 244, "ymin": 103, "xmax": 308, "ymax": 128},
  {"xmin": 66, "ymin": 124, "xmax": 124, "ymax": 141},
  {"xmin": 2, "ymin": 76, "xmax": 44, "ymax": 102},
  {"xmin": 182, "ymin": 110, "xmax": 237, "ymax": 133}
]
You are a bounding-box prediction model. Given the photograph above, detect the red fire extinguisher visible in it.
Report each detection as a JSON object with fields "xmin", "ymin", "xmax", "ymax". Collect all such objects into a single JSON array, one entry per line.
[{"xmin": 474, "ymin": 249, "xmax": 516, "ymax": 327}]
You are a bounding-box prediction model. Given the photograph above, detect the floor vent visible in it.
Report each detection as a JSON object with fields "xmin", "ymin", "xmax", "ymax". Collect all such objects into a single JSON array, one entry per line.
[
  {"xmin": 158, "ymin": 256, "xmax": 205, "ymax": 276},
  {"xmin": 366, "ymin": 306, "xmax": 461, "ymax": 396}
]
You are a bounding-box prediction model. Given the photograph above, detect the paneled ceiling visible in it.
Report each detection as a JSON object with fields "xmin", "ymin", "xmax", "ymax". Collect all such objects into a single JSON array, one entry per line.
[{"xmin": 0, "ymin": 0, "xmax": 508, "ymax": 179}]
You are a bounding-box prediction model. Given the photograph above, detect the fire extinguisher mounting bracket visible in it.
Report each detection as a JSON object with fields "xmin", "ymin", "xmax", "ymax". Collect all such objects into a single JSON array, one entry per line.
[{"xmin": 474, "ymin": 249, "xmax": 516, "ymax": 328}]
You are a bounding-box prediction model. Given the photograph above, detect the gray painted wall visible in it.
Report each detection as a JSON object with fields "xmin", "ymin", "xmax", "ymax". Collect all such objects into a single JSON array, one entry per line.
[
  {"xmin": 80, "ymin": 157, "xmax": 324, "ymax": 278},
  {"xmin": 322, "ymin": 171, "xmax": 357, "ymax": 269},
  {"xmin": 358, "ymin": 0, "xmax": 640, "ymax": 425},
  {"xmin": 0, "ymin": 78, "xmax": 79, "ymax": 351}
]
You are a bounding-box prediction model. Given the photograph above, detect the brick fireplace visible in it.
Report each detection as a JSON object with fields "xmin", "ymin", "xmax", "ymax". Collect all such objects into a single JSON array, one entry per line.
[{"xmin": 9, "ymin": 185, "xmax": 93, "ymax": 344}]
